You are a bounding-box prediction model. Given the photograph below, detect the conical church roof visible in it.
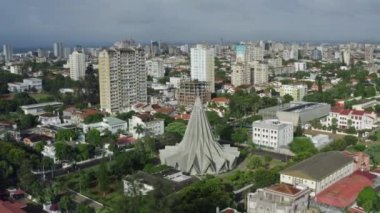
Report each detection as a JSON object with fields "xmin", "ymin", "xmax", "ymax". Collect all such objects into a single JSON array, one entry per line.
[{"xmin": 159, "ymin": 97, "xmax": 240, "ymax": 175}]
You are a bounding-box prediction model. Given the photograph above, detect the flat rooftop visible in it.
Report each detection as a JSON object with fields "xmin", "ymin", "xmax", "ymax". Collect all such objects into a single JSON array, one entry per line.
[{"xmin": 20, "ymin": 102, "xmax": 63, "ymax": 110}]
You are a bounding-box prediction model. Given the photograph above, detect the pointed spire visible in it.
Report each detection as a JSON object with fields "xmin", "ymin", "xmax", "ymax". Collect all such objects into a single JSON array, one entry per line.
[{"xmin": 159, "ymin": 97, "xmax": 240, "ymax": 175}]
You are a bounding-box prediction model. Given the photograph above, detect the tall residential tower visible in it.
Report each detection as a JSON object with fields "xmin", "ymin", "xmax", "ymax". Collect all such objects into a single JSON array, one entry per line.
[
  {"xmin": 2, "ymin": 44, "xmax": 13, "ymax": 62},
  {"xmin": 98, "ymin": 44, "xmax": 147, "ymax": 114},
  {"xmin": 190, "ymin": 44, "xmax": 215, "ymax": 93},
  {"xmin": 69, "ymin": 50, "xmax": 86, "ymax": 81}
]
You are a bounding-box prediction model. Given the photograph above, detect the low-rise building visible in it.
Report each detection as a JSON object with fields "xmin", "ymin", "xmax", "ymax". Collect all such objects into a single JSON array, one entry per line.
[
  {"xmin": 247, "ymin": 183, "xmax": 311, "ymax": 213},
  {"xmin": 280, "ymin": 151, "xmax": 354, "ymax": 195},
  {"xmin": 321, "ymin": 109, "xmax": 377, "ymax": 130},
  {"xmin": 252, "ymin": 119, "xmax": 293, "ymax": 150},
  {"xmin": 82, "ymin": 117, "xmax": 128, "ymax": 134},
  {"xmin": 38, "ymin": 113, "xmax": 61, "ymax": 126},
  {"xmin": 123, "ymin": 175, "xmax": 155, "ymax": 196},
  {"xmin": 8, "ymin": 78, "xmax": 42, "ymax": 93},
  {"xmin": 129, "ymin": 113, "xmax": 164, "ymax": 139},
  {"xmin": 279, "ymin": 84, "xmax": 308, "ymax": 101},
  {"xmin": 21, "ymin": 102, "xmax": 63, "ymax": 115}
]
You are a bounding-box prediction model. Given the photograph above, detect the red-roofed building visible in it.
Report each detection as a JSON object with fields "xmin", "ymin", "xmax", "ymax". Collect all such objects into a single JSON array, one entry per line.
[
  {"xmin": 175, "ymin": 113, "xmax": 191, "ymax": 121},
  {"xmin": 117, "ymin": 135, "xmax": 137, "ymax": 148},
  {"xmin": 321, "ymin": 109, "xmax": 377, "ymax": 130},
  {"xmin": 210, "ymin": 97, "xmax": 230, "ymax": 107},
  {"xmin": 315, "ymin": 171, "xmax": 376, "ymax": 208}
]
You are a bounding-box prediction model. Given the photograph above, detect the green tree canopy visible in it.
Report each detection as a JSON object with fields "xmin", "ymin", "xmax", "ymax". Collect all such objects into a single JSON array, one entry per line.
[{"xmin": 165, "ymin": 122, "xmax": 187, "ymax": 137}]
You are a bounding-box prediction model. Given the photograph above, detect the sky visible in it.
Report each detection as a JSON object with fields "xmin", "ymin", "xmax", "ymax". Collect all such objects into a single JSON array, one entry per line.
[{"xmin": 1, "ymin": 0, "xmax": 380, "ymax": 48}]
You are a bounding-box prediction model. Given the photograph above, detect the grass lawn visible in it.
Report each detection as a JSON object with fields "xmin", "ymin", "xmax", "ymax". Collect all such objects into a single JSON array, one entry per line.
[{"xmin": 30, "ymin": 92, "xmax": 55, "ymax": 102}]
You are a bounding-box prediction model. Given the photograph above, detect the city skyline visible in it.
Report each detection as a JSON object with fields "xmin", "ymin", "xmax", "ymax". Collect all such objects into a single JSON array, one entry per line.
[{"xmin": 2, "ymin": 0, "xmax": 380, "ymax": 48}]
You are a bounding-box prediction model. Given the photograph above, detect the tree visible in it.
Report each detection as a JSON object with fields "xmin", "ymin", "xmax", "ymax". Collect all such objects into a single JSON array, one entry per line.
[
  {"xmin": 59, "ymin": 195, "xmax": 76, "ymax": 212},
  {"xmin": 117, "ymin": 111, "xmax": 136, "ymax": 123},
  {"xmin": 169, "ymin": 178, "xmax": 233, "ymax": 213},
  {"xmin": 165, "ymin": 122, "xmax": 187, "ymax": 137},
  {"xmin": 86, "ymin": 129, "xmax": 101, "ymax": 147},
  {"xmin": 54, "ymin": 142, "xmax": 73, "ymax": 161},
  {"xmin": 34, "ymin": 141, "xmax": 47, "ymax": 153},
  {"xmin": 247, "ymin": 156, "xmax": 263, "ymax": 169},
  {"xmin": 357, "ymin": 187, "xmax": 380, "ymax": 212},
  {"xmin": 283, "ymin": 94, "xmax": 294, "ymax": 103},
  {"xmin": 231, "ymin": 128, "xmax": 248, "ymax": 143},
  {"xmin": 19, "ymin": 114, "xmax": 38, "ymax": 129},
  {"xmin": 56, "ymin": 129, "xmax": 77, "ymax": 141},
  {"xmin": 97, "ymin": 163, "xmax": 109, "ymax": 196},
  {"xmin": 83, "ymin": 113, "xmax": 104, "ymax": 124},
  {"xmin": 289, "ymin": 137, "xmax": 318, "ymax": 155},
  {"xmin": 134, "ymin": 124, "xmax": 145, "ymax": 138},
  {"xmin": 77, "ymin": 144, "xmax": 95, "ymax": 160},
  {"xmin": 331, "ymin": 118, "xmax": 338, "ymax": 133}
]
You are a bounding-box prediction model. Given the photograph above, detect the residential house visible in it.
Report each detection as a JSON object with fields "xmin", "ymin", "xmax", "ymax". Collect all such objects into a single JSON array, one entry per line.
[
  {"xmin": 129, "ymin": 113, "xmax": 164, "ymax": 139},
  {"xmin": 321, "ymin": 109, "xmax": 377, "ymax": 130},
  {"xmin": 82, "ymin": 117, "xmax": 128, "ymax": 135}
]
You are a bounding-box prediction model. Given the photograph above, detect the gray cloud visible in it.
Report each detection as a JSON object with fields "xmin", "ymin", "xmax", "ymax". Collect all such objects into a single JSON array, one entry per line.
[{"xmin": 1, "ymin": 0, "xmax": 380, "ymax": 48}]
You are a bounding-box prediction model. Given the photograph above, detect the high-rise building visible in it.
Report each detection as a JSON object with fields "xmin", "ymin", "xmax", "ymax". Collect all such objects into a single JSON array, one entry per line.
[
  {"xmin": 53, "ymin": 42, "xmax": 64, "ymax": 59},
  {"xmin": 251, "ymin": 62, "xmax": 269, "ymax": 85},
  {"xmin": 247, "ymin": 45, "xmax": 265, "ymax": 61},
  {"xmin": 280, "ymin": 84, "xmax": 308, "ymax": 101},
  {"xmin": 290, "ymin": 44, "xmax": 299, "ymax": 60},
  {"xmin": 98, "ymin": 45, "xmax": 147, "ymax": 114},
  {"xmin": 235, "ymin": 43, "xmax": 247, "ymax": 63},
  {"xmin": 69, "ymin": 51, "xmax": 86, "ymax": 81},
  {"xmin": 146, "ymin": 58, "xmax": 165, "ymax": 79},
  {"xmin": 365, "ymin": 45, "xmax": 374, "ymax": 63},
  {"xmin": 342, "ymin": 49, "xmax": 351, "ymax": 65},
  {"xmin": 177, "ymin": 80, "xmax": 211, "ymax": 108},
  {"xmin": 231, "ymin": 63, "xmax": 250, "ymax": 87},
  {"xmin": 190, "ymin": 44, "xmax": 215, "ymax": 92},
  {"xmin": 311, "ymin": 48, "xmax": 322, "ymax": 60},
  {"xmin": 64, "ymin": 47, "xmax": 72, "ymax": 59},
  {"xmin": 3, "ymin": 44, "xmax": 13, "ymax": 62}
]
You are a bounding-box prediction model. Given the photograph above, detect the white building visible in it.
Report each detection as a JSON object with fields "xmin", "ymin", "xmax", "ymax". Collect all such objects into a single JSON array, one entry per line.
[
  {"xmin": 146, "ymin": 58, "xmax": 165, "ymax": 79},
  {"xmin": 69, "ymin": 51, "xmax": 86, "ymax": 81},
  {"xmin": 321, "ymin": 109, "xmax": 377, "ymax": 131},
  {"xmin": 8, "ymin": 78, "xmax": 42, "ymax": 93},
  {"xmin": 82, "ymin": 117, "xmax": 128, "ymax": 135},
  {"xmin": 252, "ymin": 119, "xmax": 293, "ymax": 149},
  {"xmin": 231, "ymin": 63, "xmax": 250, "ymax": 87},
  {"xmin": 190, "ymin": 44, "xmax": 215, "ymax": 92},
  {"xmin": 247, "ymin": 183, "xmax": 311, "ymax": 213},
  {"xmin": 252, "ymin": 62, "xmax": 269, "ymax": 85},
  {"xmin": 21, "ymin": 102, "xmax": 63, "ymax": 115},
  {"xmin": 129, "ymin": 114, "xmax": 164, "ymax": 139},
  {"xmin": 294, "ymin": 62, "xmax": 307, "ymax": 71},
  {"xmin": 279, "ymin": 84, "xmax": 308, "ymax": 101},
  {"xmin": 280, "ymin": 151, "xmax": 354, "ymax": 195},
  {"xmin": 3, "ymin": 44, "xmax": 13, "ymax": 62},
  {"xmin": 267, "ymin": 58, "xmax": 282, "ymax": 68},
  {"xmin": 38, "ymin": 113, "xmax": 61, "ymax": 126}
]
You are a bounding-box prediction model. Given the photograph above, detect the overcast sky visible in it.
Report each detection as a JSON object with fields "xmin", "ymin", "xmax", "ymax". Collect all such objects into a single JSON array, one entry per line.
[{"xmin": 1, "ymin": 0, "xmax": 380, "ymax": 48}]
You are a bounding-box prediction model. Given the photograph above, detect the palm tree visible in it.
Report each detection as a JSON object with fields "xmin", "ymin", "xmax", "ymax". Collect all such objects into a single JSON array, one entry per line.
[{"xmin": 134, "ymin": 124, "xmax": 145, "ymax": 139}]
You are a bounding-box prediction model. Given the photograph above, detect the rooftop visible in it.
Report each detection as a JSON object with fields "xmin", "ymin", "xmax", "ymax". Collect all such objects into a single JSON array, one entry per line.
[
  {"xmin": 252, "ymin": 119, "xmax": 292, "ymax": 129},
  {"xmin": 20, "ymin": 102, "xmax": 63, "ymax": 110},
  {"xmin": 103, "ymin": 117, "xmax": 126, "ymax": 126},
  {"xmin": 267, "ymin": 183, "xmax": 301, "ymax": 195},
  {"xmin": 315, "ymin": 171, "xmax": 376, "ymax": 208},
  {"xmin": 281, "ymin": 151, "xmax": 353, "ymax": 181}
]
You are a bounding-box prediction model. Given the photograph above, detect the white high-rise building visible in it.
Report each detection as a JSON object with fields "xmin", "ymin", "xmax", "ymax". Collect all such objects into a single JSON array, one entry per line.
[
  {"xmin": 251, "ymin": 62, "xmax": 269, "ymax": 85},
  {"xmin": 69, "ymin": 51, "xmax": 86, "ymax": 81},
  {"xmin": 252, "ymin": 119, "xmax": 293, "ymax": 150},
  {"xmin": 191, "ymin": 44, "xmax": 215, "ymax": 92},
  {"xmin": 290, "ymin": 44, "xmax": 299, "ymax": 60},
  {"xmin": 53, "ymin": 42, "xmax": 64, "ymax": 59},
  {"xmin": 231, "ymin": 63, "xmax": 250, "ymax": 87},
  {"xmin": 342, "ymin": 50, "xmax": 351, "ymax": 65},
  {"xmin": 3, "ymin": 44, "xmax": 13, "ymax": 62},
  {"xmin": 247, "ymin": 45, "xmax": 265, "ymax": 61},
  {"xmin": 98, "ymin": 45, "xmax": 147, "ymax": 114},
  {"xmin": 146, "ymin": 58, "xmax": 165, "ymax": 79}
]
